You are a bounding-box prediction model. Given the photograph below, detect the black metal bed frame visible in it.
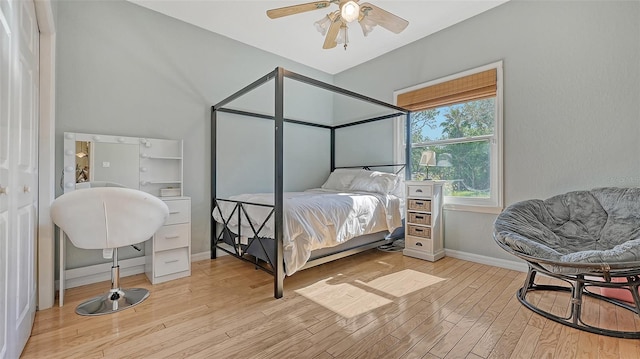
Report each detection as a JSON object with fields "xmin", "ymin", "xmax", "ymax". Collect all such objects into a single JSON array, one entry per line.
[{"xmin": 210, "ymin": 67, "xmax": 411, "ymax": 298}]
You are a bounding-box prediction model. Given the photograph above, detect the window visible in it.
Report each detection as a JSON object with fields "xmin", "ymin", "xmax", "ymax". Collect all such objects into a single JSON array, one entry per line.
[{"xmin": 394, "ymin": 62, "xmax": 503, "ymax": 213}]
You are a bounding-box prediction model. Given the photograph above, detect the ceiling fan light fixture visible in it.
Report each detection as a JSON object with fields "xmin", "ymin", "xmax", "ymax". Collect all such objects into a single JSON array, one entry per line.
[
  {"xmin": 359, "ymin": 15, "xmax": 377, "ymax": 36},
  {"xmin": 314, "ymin": 14, "xmax": 332, "ymax": 36},
  {"xmin": 336, "ymin": 24, "xmax": 349, "ymax": 50},
  {"xmin": 266, "ymin": 1, "xmax": 409, "ymax": 50},
  {"xmin": 340, "ymin": 1, "xmax": 360, "ymax": 23}
]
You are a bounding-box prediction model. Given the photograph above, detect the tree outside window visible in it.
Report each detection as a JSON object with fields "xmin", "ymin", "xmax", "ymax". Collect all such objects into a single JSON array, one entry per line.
[{"xmin": 411, "ymin": 98, "xmax": 495, "ymax": 199}]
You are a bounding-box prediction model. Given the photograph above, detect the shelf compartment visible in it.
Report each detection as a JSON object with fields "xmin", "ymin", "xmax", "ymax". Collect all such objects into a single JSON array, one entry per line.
[
  {"xmin": 140, "ymin": 138, "xmax": 182, "ymax": 158},
  {"xmin": 408, "ymin": 213, "xmax": 431, "ymax": 225},
  {"xmin": 142, "ymin": 180, "xmax": 182, "ymax": 184},
  {"xmin": 144, "ymin": 156, "xmax": 182, "ymax": 160},
  {"xmin": 408, "ymin": 199, "xmax": 432, "ymax": 212},
  {"xmin": 408, "ymin": 224, "xmax": 431, "ymax": 238}
]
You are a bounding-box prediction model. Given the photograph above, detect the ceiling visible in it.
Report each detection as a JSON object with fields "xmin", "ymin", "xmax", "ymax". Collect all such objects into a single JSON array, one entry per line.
[{"xmin": 129, "ymin": 0, "xmax": 509, "ymax": 75}]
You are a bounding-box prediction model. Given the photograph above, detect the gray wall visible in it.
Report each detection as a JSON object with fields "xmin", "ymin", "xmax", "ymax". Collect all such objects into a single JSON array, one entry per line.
[
  {"xmin": 56, "ymin": 0, "xmax": 640, "ymax": 270},
  {"xmin": 55, "ymin": 0, "xmax": 334, "ymax": 269},
  {"xmin": 335, "ymin": 0, "xmax": 640, "ymax": 262}
]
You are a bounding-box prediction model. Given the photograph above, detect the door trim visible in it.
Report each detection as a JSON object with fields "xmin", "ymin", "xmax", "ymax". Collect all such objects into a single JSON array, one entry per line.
[{"xmin": 34, "ymin": 0, "xmax": 56, "ymax": 310}]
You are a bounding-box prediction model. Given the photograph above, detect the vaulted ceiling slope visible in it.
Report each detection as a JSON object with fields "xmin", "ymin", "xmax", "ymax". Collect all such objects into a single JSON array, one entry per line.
[{"xmin": 128, "ymin": 0, "xmax": 510, "ymax": 74}]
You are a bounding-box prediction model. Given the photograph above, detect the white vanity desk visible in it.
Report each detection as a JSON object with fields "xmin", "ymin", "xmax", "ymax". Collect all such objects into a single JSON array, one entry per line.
[{"xmin": 58, "ymin": 132, "xmax": 191, "ymax": 306}]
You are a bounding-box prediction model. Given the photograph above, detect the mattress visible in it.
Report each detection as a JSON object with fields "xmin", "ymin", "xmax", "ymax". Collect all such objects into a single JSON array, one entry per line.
[{"xmin": 212, "ymin": 188, "xmax": 401, "ymax": 275}]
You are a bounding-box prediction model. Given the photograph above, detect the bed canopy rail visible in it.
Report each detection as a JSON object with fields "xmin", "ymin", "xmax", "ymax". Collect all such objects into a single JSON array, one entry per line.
[
  {"xmin": 214, "ymin": 108, "xmax": 333, "ymax": 129},
  {"xmin": 211, "ymin": 67, "xmax": 411, "ymax": 298},
  {"xmin": 214, "ymin": 107, "xmax": 407, "ymax": 173}
]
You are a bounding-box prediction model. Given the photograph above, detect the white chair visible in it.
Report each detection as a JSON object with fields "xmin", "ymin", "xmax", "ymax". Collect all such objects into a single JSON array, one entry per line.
[{"xmin": 51, "ymin": 187, "xmax": 169, "ymax": 316}]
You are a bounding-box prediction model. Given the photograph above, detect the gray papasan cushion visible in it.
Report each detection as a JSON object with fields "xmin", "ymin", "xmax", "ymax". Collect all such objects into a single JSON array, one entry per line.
[{"xmin": 494, "ymin": 187, "xmax": 640, "ymax": 272}]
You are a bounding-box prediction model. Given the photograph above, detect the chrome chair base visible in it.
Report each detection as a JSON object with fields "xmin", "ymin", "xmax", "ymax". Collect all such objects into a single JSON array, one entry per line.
[{"xmin": 75, "ymin": 288, "xmax": 149, "ymax": 316}]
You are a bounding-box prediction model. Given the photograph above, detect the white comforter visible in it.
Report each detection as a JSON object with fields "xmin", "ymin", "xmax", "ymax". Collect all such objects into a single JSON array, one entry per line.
[{"xmin": 212, "ymin": 189, "xmax": 401, "ymax": 275}]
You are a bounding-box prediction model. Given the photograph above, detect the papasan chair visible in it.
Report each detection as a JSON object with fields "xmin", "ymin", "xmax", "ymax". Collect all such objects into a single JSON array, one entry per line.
[{"xmin": 494, "ymin": 187, "xmax": 640, "ymax": 338}]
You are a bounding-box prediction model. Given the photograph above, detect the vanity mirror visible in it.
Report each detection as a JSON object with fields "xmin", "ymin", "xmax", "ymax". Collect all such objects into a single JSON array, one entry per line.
[
  {"xmin": 75, "ymin": 141, "xmax": 90, "ymax": 182},
  {"xmin": 63, "ymin": 132, "xmax": 184, "ymax": 197}
]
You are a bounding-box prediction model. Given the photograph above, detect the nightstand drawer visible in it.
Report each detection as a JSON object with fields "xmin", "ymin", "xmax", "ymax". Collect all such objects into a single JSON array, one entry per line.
[
  {"xmin": 155, "ymin": 223, "xmax": 190, "ymax": 251},
  {"xmin": 164, "ymin": 199, "xmax": 190, "ymax": 225},
  {"xmin": 408, "ymin": 199, "xmax": 431, "ymax": 212},
  {"xmin": 154, "ymin": 248, "xmax": 190, "ymax": 277},
  {"xmin": 407, "ymin": 185, "xmax": 432, "ymax": 198},
  {"xmin": 408, "ymin": 212, "xmax": 431, "ymax": 225},
  {"xmin": 406, "ymin": 237, "xmax": 432, "ymax": 251},
  {"xmin": 408, "ymin": 224, "xmax": 431, "ymax": 238}
]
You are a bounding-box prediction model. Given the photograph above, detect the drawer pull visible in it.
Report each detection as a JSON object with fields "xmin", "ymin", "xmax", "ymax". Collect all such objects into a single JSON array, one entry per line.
[
  {"xmin": 164, "ymin": 259, "xmax": 179, "ymax": 264},
  {"xmin": 165, "ymin": 235, "xmax": 180, "ymax": 239},
  {"xmin": 415, "ymin": 201, "xmax": 424, "ymax": 205},
  {"xmin": 170, "ymin": 211, "xmax": 180, "ymax": 214},
  {"xmin": 415, "ymin": 215, "xmax": 424, "ymax": 220},
  {"xmin": 415, "ymin": 228, "xmax": 424, "ymax": 232},
  {"xmin": 416, "ymin": 189, "xmax": 423, "ymax": 193},
  {"xmin": 415, "ymin": 242, "xmax": 423, "ymax": 247}
]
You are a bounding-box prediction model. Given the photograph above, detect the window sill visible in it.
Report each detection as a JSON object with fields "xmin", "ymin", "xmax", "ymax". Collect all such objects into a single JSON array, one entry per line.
[{"xmin": 443, "ymin": 203, "xmax": 503, "ymax": 214}]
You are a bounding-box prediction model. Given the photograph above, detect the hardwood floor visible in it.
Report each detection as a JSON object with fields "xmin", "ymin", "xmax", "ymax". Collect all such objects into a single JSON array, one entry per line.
[{"xmin": 23, "ymin": 251, "xmax": 640, "ymax": 358}]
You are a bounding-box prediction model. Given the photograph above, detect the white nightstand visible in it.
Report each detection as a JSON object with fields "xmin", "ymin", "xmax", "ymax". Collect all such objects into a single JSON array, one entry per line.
[
  {"xmin": 145, "ymin": 196, "xmax": 192, "ymax": 284},
  {"xmin": 403, "ymin": 181, "xmax": 444, "ymax": 261}
]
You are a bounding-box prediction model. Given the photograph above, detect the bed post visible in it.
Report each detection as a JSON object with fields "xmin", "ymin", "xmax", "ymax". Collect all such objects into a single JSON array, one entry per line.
[
  {"xmin": 211, "ymin": 106, "xmax": 217, "ymax": 259},
  {"xmin": 405, "ymin": 112, "xmax": 412, "ymax": 180},
  {"xmin": 330, "ymin": 128, "xmax": 335, "ymax": 171},
  {"xmin": 274, "ymin": 67, "xmax": 285, "ymax": 298}
]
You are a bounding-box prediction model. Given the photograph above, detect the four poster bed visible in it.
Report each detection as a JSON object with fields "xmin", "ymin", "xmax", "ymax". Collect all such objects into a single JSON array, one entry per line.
[{"xmin": 210, "ymin": 67, "xmax": 411, "ymax": 298}]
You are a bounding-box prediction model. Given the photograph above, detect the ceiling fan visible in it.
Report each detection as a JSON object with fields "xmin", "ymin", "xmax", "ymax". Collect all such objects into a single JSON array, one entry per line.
[{"xmin": 266, "ymin": 0, "xmax": 409, "ymax": 50}]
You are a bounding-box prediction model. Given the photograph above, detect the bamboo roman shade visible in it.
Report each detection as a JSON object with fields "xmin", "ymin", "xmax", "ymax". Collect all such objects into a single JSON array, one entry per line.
[{"xmin": 398, "ymin": 68, "xmax": 497, "ymax": 111}]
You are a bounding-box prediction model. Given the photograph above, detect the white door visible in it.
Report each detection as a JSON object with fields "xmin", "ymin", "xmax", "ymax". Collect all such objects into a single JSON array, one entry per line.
[
  {"xmin": 0, "ymin": 0, "xmax": 39, "ymax": 357},
  {"xmin": 0, "ymin": 1, "xmax": 13, "ymax": 357}
]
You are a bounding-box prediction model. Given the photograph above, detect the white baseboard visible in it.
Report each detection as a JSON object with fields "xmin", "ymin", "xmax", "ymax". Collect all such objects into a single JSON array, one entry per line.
[
  {"xmin": 444, "ymin": 249, "xmax": 528, "ymax": 273},
  {"xmin": 191, "ymin": 248, "xmax": 231, "ymax": 262},
  {"xmin": 56, "ymin": 256, "xmax": 146, "ymax": 290},
  {"xmin": 191, "ymin": 251, "xmax": 213, "ymax": 262},
  {"xmin": 55, "ymin": 251, "xmax": 224, "ymax": 290},
  {"xmin": 55, "ymin": 248, "xmax": 524, "ymax": 290}
]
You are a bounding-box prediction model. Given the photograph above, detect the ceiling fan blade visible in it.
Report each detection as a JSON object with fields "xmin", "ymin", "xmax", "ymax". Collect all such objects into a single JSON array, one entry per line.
[
  {"xmin": 267, "ymin": 1, "xmax": 332, "ymax": 19},
  {"xmin": 360, "ymin": 2, "xmax": 409, "ymax": 34},
  {"xmin": 323, "ymin": 17, "xmax": 342, "ymax": 49}
]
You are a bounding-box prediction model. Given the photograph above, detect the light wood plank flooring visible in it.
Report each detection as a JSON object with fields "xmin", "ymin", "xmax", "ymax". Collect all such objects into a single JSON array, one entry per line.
[{"xmin": 23, "ymin": 251, "xmax": 640, "ymax": 358}]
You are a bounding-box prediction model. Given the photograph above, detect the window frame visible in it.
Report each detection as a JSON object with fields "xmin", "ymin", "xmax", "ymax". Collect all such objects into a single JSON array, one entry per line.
[{"xmin": 393, "ymin": 61, "xmax": 504, "ymax": 214}]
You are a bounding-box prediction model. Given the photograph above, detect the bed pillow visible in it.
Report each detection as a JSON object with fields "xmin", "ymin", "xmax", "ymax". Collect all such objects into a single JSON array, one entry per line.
[
  {"xmin": 349, "ymin": 170, "xmax": 399, "ymax": 195},
  {"xmin": 321, "ymin": 168, "xmax": 365, "ymax": 191},
  {"xmin": 390, "ymin": 174, "xmax": 405, "ymax": 198}
]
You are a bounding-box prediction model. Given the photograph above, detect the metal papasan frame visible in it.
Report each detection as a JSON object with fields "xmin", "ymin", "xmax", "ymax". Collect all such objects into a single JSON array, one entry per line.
[{"xmin": 495, "ymin": 238, "xmax": 640, "ymax": 339}]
